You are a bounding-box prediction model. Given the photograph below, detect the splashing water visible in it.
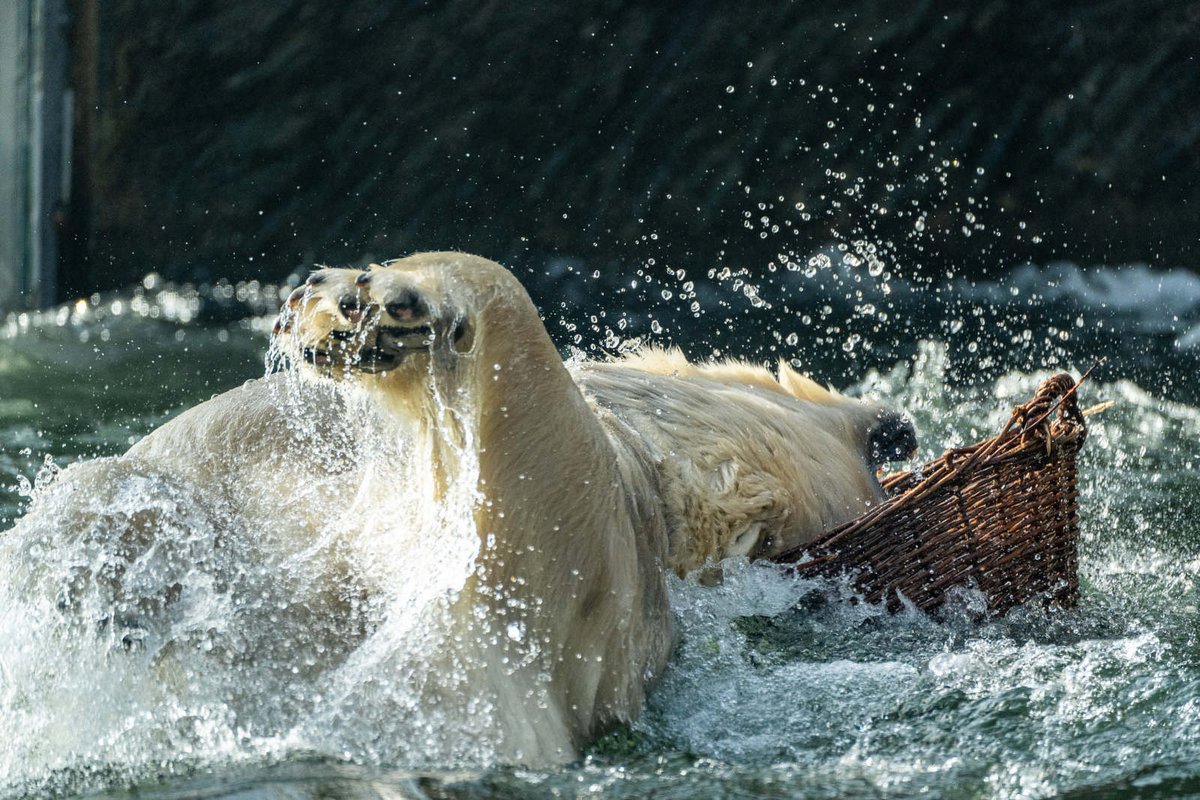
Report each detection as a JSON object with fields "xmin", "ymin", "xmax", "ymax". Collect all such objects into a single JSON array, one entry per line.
[
  {"xmin": 1, "ymin": 269, "xmax": 1200, "ymax": 798},
  {"xmin": 0, "ymin": 332, "xmax": 493, "ymax": 794}
]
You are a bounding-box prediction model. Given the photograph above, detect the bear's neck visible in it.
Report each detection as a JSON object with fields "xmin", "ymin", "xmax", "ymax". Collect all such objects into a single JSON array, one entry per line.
[
  {"xmin": 471, "ymin": 326, "xmax": 621, "ymax": 548},
  {"xmin": 378, "ymin": 306, "xmax": 672, "ymax": 743}
]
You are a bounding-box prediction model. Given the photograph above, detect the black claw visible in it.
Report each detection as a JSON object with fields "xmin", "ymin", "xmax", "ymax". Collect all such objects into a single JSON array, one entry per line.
[
  {"xmin": 305, "ymin": 273, "xmax": 327, "ymax": 286},
  {"xmin": 354, "ymin": 273, "xmax": 372, "ymax": 287}
]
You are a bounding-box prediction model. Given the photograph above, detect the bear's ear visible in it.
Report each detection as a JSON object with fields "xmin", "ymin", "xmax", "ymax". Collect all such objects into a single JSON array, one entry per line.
[{"xmin": 776, "ymin": 361, "xmax": 840, "ymax": 405}]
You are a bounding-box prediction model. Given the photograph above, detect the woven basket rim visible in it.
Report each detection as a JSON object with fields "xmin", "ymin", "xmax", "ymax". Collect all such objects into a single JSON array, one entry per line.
[{"xmin": 775, "ymin": 372, "xmax": 1089, "ymax": 568}]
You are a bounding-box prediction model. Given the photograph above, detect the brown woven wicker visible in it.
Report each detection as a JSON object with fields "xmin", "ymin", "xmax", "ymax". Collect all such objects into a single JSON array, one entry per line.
[{"xmin": 774, "ymin": 373, "xmax": 1088, "ymax": 616}]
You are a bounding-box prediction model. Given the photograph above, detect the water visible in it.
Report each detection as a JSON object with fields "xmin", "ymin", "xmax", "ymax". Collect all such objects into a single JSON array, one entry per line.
[{"xmin": 2, "ymin": 264, "xmax": 1200, "ymax": 798}]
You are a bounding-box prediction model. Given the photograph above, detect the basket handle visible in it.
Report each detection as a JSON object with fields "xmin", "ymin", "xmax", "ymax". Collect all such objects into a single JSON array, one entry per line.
[{"xmin": 1013, "ymin": 372, "xmax": 1088, "ymax": 443}]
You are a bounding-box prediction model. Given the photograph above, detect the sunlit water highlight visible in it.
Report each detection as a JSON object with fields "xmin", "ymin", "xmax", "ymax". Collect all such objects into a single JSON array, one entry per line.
[{"xmin": 2, "ymin": 264, "xmax": 1199, "ymax": 798}]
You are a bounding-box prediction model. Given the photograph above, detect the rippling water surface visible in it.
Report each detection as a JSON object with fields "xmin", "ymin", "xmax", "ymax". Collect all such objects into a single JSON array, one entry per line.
[{"xmin": 2, "ymin": 264, "xmax": 1200, "ymax": 798}]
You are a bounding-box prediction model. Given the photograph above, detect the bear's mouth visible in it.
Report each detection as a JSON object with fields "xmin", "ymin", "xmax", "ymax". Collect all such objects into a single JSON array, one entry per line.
[
  {"xmin": 354, "ymin": 346, "xmax": 403, "ymax": 373},
  {"xmin": 303, "ymin": 324, "xmax": 438, "ymax": 374},
  {"xmin": 302, "ymin": 322, "xmax": 466, "ymax": 374},
  {"xmin": 376, "ymin": 324, "xmax": 436, "ymax": 351},
  {"xmin": 364, "ymin": 324, "xmax": 436, "ymax": 372}
]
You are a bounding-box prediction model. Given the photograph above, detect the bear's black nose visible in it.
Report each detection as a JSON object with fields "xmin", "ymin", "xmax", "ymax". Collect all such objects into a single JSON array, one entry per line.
[
  {"xmin": 337, "ymin": 294, "xmax": 367, "ymax": 322},
  {"xmin": 867, "ymin": 411, "xmax": 918, "ymax": 467},
  {"xmin": 383, "ymin": 290, "xmax": 428, "ymax": 322}
]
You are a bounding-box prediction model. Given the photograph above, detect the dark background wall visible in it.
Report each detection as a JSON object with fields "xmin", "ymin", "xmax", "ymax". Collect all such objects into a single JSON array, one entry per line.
[{"xmin": 61, "ymin": 0, "xmax": 1199, "ymax": 297}]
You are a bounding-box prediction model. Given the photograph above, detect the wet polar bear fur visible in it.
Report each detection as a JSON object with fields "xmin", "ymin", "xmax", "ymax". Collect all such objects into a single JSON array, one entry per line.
[
  {"xmin": 3, "ymin": 252, "xmax": 915, "ymax": 768},
  {"xmin": 273, "ymin": 252, "xmax": 915, "ymax": 759}
]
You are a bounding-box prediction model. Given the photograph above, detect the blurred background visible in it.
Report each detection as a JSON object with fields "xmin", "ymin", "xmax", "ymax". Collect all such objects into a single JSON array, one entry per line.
[{"xmin": 3, "ymin": 0, "xmax": 1197, "ymax": 310}]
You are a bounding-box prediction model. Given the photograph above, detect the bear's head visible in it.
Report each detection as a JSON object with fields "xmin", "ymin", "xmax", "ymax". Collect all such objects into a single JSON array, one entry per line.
[{"xmin": 274, "ymin": 252, "xmax": 560, "ymax": 400}]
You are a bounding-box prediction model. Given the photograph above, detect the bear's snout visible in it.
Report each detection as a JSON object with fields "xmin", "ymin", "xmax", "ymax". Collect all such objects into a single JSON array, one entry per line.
[
  {"xmin": 382, "ymin": 289, "xmax": 428, "ymax": 324},
  {"xmin": 866, "ymin": 411, "xmax": 918, "ymax": 468},
  {"xmin": 282, "ymin": 260, "xmax": 480, "ymax": 376},
  {"xmin": 337, "ymin": 293, "xmax": 370, "ymax": 324}
]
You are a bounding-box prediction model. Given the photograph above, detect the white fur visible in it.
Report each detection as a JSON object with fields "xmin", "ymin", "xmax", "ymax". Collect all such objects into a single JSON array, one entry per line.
[{"xmin": 7, "ymin": 252, "xmax": 895, "ymax": 766}]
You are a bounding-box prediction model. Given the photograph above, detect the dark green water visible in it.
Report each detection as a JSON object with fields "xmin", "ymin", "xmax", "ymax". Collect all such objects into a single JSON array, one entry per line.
[{"xmin": 3, "ymin": 266, "xmax": 1200, "ymax": 799}]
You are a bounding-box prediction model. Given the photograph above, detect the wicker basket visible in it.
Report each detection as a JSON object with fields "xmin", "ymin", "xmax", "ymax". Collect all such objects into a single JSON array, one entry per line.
[{"xmin": 774, "ymin": 373, "xmax": 1088, "ymax": 616}]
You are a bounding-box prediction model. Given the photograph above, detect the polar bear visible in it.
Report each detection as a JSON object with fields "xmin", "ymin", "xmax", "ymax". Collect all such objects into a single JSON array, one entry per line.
[
  {"xmin": 0, "ymin": 252, "xmax": 915, "ymax": 770},
  {"xmin": 271, "ymin": 252, "xmax": 914, "ymax": 744},
  {"xmin": 279, "ymin": 252, "xmax": 915, "ymax": 572}
]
